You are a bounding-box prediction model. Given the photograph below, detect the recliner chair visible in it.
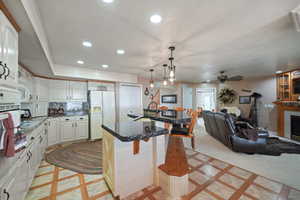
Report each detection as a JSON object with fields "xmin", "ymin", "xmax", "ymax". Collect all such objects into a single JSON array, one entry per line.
[{"xmin": 202, "ymin": 111, "xmax": 273, "ymax": 154}]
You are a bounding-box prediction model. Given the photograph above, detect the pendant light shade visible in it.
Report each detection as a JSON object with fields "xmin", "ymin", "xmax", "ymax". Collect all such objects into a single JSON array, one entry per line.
[
  {"xmin": 149, "ymin": 69, "xmax": 154, "ymax": 88},
  {"xmin": 162, "ymin": 64, "xmax": 168, "ymax": 86},
  {"xmin": 168, "ymin": 46, "xmax": 176, "ymax": 82}
]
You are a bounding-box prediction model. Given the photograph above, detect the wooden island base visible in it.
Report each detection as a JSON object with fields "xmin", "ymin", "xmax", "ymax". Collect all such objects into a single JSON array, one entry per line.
[{"xmin": 158, "ymin": 136, "xmax": 190, "ymax": 199}]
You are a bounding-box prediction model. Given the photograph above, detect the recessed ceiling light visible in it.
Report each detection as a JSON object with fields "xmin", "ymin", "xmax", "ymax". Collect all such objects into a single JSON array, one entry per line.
[
  {"xmin": 206, "ymin": 80, "xmax": 211, "ymax": 83},
  {"xmin": 102, "ymin": 0, "xmax": 114, "ymax": 3},
  {"xmin": 150, "ymin": 14, "xmax": 162, "ymax": 24},
  {"xmin": 102, "ymin": 64, "xmax": 109, "ymax": 68},
  {"xmin": 116, "ymin": 49, "xmax": 125, "ymax": 55},
  {"xmin": 82, "ymin": 41, "xmax": 92, "ymax": 47},
  {"xmin": 276, "ymin": 70, "xmax": 283, "ymax": 74},
  {"xmin": 77, "ymin": 60, "xmax": 84, "ymax": 64}
]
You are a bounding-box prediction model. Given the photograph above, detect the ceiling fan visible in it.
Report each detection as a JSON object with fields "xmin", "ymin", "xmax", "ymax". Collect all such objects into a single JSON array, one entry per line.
[{"xmin": 217, "ymin": 71, "xmax": 243, "ymax": 83}]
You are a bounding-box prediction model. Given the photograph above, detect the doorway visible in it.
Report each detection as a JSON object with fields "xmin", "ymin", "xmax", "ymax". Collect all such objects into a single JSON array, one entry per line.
[{"xmin": 196, "ymin": 88, "xmax": 216, "ymax": 111}]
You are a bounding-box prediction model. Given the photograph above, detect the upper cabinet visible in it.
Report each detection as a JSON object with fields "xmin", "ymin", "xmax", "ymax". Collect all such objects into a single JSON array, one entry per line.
[
  {"xmin": 0, "ymin": 10, "xmax": 18, "ymax": 85},
  {"xmin": 34, "ymin": 77, "xmax": 49, "ymax": 102},
  {"xmin": 69, "ymin": 81, "xmax": 87, "ymax": 101},
  {"xmin": 276, "ymin": 70, "xmax": 300, "ymax": 101},
  {"xmin": 277, "ymin": 72, "xmax": 291, "ymax": 101},
  {"xmin": 49, "ymin": 80, "xmax": 87, "ymax": 102}
]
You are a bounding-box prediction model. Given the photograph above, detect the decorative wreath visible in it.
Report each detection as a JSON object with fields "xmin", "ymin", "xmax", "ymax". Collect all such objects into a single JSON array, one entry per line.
[{"xmin": 218, "ymin": 88, "xmax": 237, "ymax": 104}]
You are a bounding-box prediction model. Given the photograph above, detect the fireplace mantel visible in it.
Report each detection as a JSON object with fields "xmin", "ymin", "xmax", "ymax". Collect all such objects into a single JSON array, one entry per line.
[{"xmin": 273, "ymin": 101, "xmax": 300, "ymax": 137}]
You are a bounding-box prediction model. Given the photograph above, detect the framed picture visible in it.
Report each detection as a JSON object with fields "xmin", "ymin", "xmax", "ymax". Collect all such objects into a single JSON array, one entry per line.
[
  {"xmin": 161, "ymin": 95, "xmax": 177, "ymax": 104},
  {"xmin": 239, "ymin": 96, "xmax": 251, "ymax": 104}
]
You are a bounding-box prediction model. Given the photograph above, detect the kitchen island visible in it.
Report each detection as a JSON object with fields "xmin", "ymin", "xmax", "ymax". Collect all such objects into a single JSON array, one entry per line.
[
  {"xmin": 102, "ymin": 110, "xmax": 192, "ymax": 199},
  {"xmin": 101, "ymin": 120, "xmax": 169, "ymax": 199}
]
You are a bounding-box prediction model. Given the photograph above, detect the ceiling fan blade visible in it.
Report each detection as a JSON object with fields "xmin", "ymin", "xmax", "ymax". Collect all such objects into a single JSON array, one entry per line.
[{"xmin": 228, "ymin": 75, "xmax": 243, "ymax": 81}]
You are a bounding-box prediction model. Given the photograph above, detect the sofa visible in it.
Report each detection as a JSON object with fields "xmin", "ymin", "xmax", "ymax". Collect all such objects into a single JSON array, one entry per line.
[{"xmin": 202, "ymin": 111, "xmax": 300, "ymax": 155}]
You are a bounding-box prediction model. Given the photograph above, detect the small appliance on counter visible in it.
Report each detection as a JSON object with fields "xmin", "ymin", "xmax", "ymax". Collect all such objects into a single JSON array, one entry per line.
[{"xmin": 21, "ymin": 109, "xmax": 31, "ymax": 120}]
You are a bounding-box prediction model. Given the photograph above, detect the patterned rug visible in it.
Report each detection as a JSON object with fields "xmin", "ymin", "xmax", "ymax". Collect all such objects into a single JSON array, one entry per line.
[{"xmin": 45, "ymin": 140, "xmax": 102, "ymax": 174}]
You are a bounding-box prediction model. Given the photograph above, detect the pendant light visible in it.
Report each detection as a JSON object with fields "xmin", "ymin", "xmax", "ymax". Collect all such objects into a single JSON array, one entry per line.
[
  {"xmin": 162, "ymin": 64, "xmax": 168, "ymax": 86},
  {"xmin": 168, "ymin": 46, "xmax": 176, "ymax": 82},
  {"xmin": 149, "ymin": 69, "xmax": 154, "ymax": 88}
]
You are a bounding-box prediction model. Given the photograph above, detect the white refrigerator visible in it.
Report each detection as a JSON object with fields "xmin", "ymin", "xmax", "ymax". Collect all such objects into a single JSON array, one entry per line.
[{"xmin": 89, "ymin": 91, "xmax": 116, "ymax": 140}]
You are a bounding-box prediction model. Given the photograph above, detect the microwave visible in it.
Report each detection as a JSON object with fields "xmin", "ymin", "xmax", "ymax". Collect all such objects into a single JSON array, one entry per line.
[{"xmin": 161, "ymin": 95, "xmax": 177, "ymax": 104}]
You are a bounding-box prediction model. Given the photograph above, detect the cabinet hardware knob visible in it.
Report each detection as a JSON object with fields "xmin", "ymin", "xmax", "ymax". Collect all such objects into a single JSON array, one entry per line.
[
  {"xmin": 3, "ymin": 63, "xmax": 9, "ymax": 80},
  {"xmin": 4, "ymin": 189, "xmax": 10, "ymax": 200}
]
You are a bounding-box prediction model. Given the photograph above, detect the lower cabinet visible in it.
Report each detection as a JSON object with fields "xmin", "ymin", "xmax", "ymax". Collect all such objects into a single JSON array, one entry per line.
[
  {"xmin": 0, "ymin": 123, "xmax": 47, "ymax": 200},
  {"xmin": 60, "ymin": 120, "xmax": 76, "ymax": 142},
  {"xmin": 47, "ymin": 116, "xmax": 88, "ymax": 146}
]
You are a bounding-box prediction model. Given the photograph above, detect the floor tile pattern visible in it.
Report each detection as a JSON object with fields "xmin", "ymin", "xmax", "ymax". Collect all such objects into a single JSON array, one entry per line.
[{"xmin": 26, "ymin": 149, "xmax": 300, "ymax": 200}]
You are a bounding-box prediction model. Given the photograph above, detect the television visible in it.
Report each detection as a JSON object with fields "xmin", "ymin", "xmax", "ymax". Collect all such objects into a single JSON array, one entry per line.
[
  {"xmin": 293, "ymin": 79, "xmax": 300, "ymax": 94},
  {"xmin": 161, "ymin": 95, "xmax": 177, "ymax": 104}
]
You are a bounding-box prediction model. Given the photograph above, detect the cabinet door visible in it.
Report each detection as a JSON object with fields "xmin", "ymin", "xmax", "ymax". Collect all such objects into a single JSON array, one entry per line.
[
  {"xmin": 49, "ymin": 80, "xmax": 69, "ymax": 101},
  {"xmin": 28, "ymin": 139, "xmax": 40, "ymax": 179},
  {"xmin": 70, "ymin": 81, "xmax": 87, "ymax": 101},
  {"xmin": 35, "ymin": 102, "xmax": 48, "ymax": 117},
  {"xmin": 15, "ymin": 156, "xmax": 30, "ymax": 200},
  {"xmin": 47, "ymin": 119, "xmax": 59, "ymax": 146},
  {"xmin": 1, "ymin": 11, "xmax": 18, "ymax": 84},
  {"xmin": 60, "ymin": 120, "xmax": 75, "ymax": 142},
  {"xmin": 34, "ymin": 78, "xmax": 49, "ymax": 101},
  {"xmin": 75, "ymin": 119, "xmax": 88, "ymax": 139}
]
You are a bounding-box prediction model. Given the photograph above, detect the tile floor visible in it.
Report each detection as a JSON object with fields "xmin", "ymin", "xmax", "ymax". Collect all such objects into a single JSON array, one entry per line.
[{"xmin": 26, "ymin": 149, "xmax": 300, "ymax": 200}]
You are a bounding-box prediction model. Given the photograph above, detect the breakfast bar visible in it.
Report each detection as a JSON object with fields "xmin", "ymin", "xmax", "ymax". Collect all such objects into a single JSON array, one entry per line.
[{"xmin": 102, "ymin": 110, "xmax": 192, "ymax": 199}]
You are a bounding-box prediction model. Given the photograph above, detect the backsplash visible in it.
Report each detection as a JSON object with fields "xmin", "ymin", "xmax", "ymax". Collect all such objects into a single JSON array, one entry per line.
[{"xmin": 49, "ymin": 102, "xmax": 89, "ymax": 112}]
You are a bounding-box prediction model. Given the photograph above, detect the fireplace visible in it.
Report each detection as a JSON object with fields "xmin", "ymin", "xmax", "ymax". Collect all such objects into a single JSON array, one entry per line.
[{"xmin": 291, "ymin": 115, "xmax": 300, "ymax": 142}]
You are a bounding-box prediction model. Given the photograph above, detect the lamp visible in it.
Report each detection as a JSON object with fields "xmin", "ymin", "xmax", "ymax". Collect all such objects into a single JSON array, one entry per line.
[
  {"xmin": 149, "ymin": 69, "xmax": 154, "ymax": 88},
  {"xmin": 168, "ymin": 46, "xmax": 176, "ymax": 82},
  {"xmin": 163, "ymin": 64, "xmax": 168, "ymax": 86}
]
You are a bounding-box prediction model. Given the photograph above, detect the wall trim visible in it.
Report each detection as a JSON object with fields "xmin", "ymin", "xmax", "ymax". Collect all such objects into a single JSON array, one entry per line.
[
  {"xmin": 0, "ymin": 0, "xmax": 21, "ymax": 32},
  {"xmin": 19, "ymin": 62, "xmax": 115, "ymax": 83}
]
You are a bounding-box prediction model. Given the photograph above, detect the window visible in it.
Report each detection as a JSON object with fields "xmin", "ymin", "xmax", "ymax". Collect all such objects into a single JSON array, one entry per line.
[{"xmin": 196, "ymin": 88, "xmax": 216, "ymax": 111}]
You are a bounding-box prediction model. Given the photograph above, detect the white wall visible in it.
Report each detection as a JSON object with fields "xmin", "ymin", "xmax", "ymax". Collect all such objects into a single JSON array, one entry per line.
[{"xmin": 219, "ymin": 76, "xmax": 277, "ymax": 131}]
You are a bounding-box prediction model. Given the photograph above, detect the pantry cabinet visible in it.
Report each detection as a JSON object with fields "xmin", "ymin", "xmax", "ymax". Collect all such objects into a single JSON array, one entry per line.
[{"xmin": 0, "ymin": 10, "xmax": 18, "ymax": 86}]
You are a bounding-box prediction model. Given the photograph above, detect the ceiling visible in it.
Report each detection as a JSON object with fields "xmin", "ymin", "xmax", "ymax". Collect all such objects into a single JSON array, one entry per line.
[
  {"xmin": 3, "ymin": 0, "xmax": 53, "ymax": 76},
  {"xmin": 8, "ymin": 0, "xmax": 300, "ymax": 82}
]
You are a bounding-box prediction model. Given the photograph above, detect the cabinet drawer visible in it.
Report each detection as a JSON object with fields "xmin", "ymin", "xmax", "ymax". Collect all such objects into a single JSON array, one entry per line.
[
  {"xmin": 60, "ymin": 116, "xmax": 77, "ymax": 121},
  {"xmin": 74, "ymin": 115, "xmax": 88, "ymax": 121}
]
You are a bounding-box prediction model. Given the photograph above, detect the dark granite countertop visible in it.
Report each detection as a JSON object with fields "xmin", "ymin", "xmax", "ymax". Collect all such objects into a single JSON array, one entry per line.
[
  {"xmin": 128, "ymin": 109, "xmax": 191, "ymax": 124},
  {"xmin": 101, "ymin": 120, "xmax": 169, "ymax": 142}
]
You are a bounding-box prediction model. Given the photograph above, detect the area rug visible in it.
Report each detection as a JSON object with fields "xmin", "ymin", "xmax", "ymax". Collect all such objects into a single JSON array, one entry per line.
[{"xmin": 45, "ymin": 140, "xmax": 102, "ymax": 174}]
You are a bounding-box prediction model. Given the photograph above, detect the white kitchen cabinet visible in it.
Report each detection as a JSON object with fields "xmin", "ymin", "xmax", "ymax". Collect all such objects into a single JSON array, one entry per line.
[
  {"xmin": 75, "ymin": 117, "xmax": 88, "ymax": 139},
  {"xmin": 0, "ymin": 10, "xmax": 18, "ymax": 85},
  {"xmin": 34, "ymin": 77, "xmax": 49, "ymax": 102},
  {"xmin": 70, "ymin": 81, "xmax": 87, "ymax": 101},
  {"xmin": 34, "ymin": 101, "xmax": 48, "ymax": 117},
  {"xmin": 47, "ymin": 118, "xmax": 60, "ymax": 146},
  {"xmin": 60, "ymin": 119, "xmax": 76, "ymax": 142},
  {"xmin": 48, "ymin": 80, "xmax": 87, "ymax": 102},
  {"xmin": 49, "ymin": 80, "xmax": 69, "ymax": 101}
]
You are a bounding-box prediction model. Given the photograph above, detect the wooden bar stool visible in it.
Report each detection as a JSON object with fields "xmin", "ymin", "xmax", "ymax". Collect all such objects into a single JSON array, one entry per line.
[
  {"xmin": 175, "ymin": 107, "xmax": 185, "ymax": 112},
  {"xmin": 158, "ymin": 106, "xmax": 168, "ymax": 111},
  {"xmin": 158, "ymin": 106, "xmax": 170, "ymax": 129},
  {"xmin": 170, "ymin": 110, "xmax": 198, "ymax": 149}
]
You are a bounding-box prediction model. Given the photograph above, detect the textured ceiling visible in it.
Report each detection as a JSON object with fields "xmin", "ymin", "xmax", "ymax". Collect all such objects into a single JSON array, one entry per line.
[{"xmin": 11, "ymin": 0, "xmax": 300, "ymax": 81}]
